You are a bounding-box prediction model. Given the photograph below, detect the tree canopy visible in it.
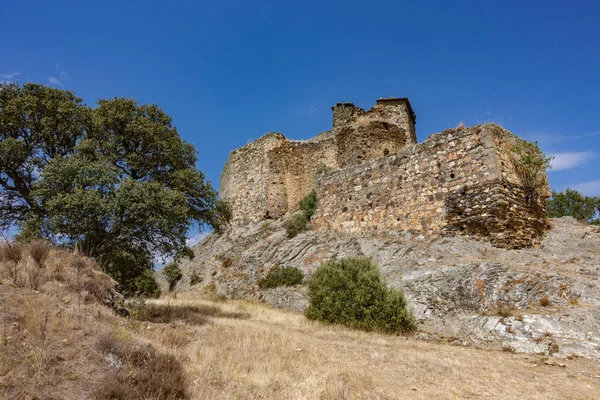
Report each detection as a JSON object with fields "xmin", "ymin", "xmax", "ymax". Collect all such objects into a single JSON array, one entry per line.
[
  {"xmin": 547, "ymin": 188, "xmax": 600, "ymax": 224},
  {"xmin": 0, "ymin": 82, "xmax": 228, "ymax": 295}
]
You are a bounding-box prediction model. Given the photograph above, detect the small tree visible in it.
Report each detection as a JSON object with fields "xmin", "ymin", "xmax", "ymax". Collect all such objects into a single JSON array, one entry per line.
[
  {"xmin": 135, "ymin": 269, "xmax": 161, "ymax": 298},
  {"xmin": 305, "ymin": 257, "xmax": 415, "ymax": 334},
  {"xmin": 547, "ymin": 189, "xmax": 600, "ymax": 223},
  {"xmin": 163, "ymin": 262, "xmax": 183, "ymax": 291}
]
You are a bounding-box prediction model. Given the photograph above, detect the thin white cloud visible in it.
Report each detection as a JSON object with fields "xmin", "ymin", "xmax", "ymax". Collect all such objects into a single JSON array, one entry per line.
[
  {"xmin": 59, "ymin": 71, "xmax": 69, "ymax": 81},
  {"xmin": 570, "ymin": 181, "xmax": 600, "ymax": 197},
  {"xmin": 297, "ymin": 104, "xmax": 320, "ymax": 116},
  {"xmin": 549, "ymin": 152, "xmax": 595, "ymax": 171},
  {"xmin": 186, "ymin": 232, "xmax": 208, "ymax": 247},
  {"xmin": 48, "ymin": 76, "xmax": 64, "ymax": 87},
  {"xmin": 524, "ymin": 131, "xmax": 600, "ymax": 144},
  {"xmin": 0, "ymin": 72, "xmax": 20, "ymax": 80}
]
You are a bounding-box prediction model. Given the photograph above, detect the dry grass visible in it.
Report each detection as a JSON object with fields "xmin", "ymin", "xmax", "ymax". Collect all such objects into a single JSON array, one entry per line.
[
  {"xmin": 0, "ymin": 241, "xmax": 23, "ymax": 264},
  {"xmin": 93, "ymin": 333, "xmax": 187, "ymax": 400},
  {"xmin": 28, "ymin": 239, "xmax": 51, "ymax": 267},
  {"xmin": 138, "ymin": 294, "xmax": 600, "ymax": 400},
  {"xmin": 131, "ymin": 300, "xmax": 250, "ymax": 326},
  {"xmin": 540, "ymin": 296, "xmax": 551, "ymax": 307},
  {"xmin": 0, "ymin": 247, "xmax": 187, "ymax": 400},
  {"xmin": 0, "ymin": 241, "xmax": 23, "ymax": 284},
  {"xmin": 0, "ymin": 283, "xmax": 114, "ymax": 399}
]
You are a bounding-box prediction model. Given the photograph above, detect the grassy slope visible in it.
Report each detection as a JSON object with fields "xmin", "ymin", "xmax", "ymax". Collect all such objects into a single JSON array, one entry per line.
[
  {"xmin": 139, "ymin": 293, "xmax": 600, "ymax": 400},
  {"xmin": 0, "ymin": 248, "xmax": 187, "ymax": 400}
]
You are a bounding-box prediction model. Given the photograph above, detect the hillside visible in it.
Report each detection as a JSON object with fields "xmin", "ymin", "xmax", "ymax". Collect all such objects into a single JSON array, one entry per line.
[
  {"xmin": 161, "ymin": 216, "xmax": 600, "ymax": 359},
  {"xmin": 2, "ymin": 242, "xmax": 600, "ymax": 399},
  {"xmin": 0, "ymin": 246, "xmax": 186, "ymax": 399}
]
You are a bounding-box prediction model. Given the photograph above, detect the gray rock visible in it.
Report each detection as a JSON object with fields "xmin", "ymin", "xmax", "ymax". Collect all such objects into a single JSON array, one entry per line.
[{"xmin": 157, "ymin": 217, "xmax": 600, "ymax": 359}]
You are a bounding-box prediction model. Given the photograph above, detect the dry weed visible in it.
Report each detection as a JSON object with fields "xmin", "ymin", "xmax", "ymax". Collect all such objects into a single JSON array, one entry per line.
[
  {"xmin": 28, "ymin": 239, "xmax": 51, "ymax": 268},
  {"xmin": 27, "ymin": 263, "xmax": 47, "ymax": 290},
  {"xmin": 539, "ymin": 296, "xmax": 551, "ymax": 307}
]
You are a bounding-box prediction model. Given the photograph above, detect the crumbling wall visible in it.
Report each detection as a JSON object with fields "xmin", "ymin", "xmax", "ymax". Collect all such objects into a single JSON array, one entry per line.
[
  {"xmin": 268, "ymin": 137, "xmax": 338, "ymax": 215},
  {"xmin": 361, "ymin": 98, "xmax": 417, "ymax": 144},
  {"xmin": 220, "ymin": 133, "xmax": 287, "ymax": 225},
  {"xmin": 220, "ymin": 99, "xmax": 548, "ymax": 247},
  {"xmin": 332, "ymin": 103, "xmax": 365, "ymax": 131},
  {"xmin": 336, "ymin": 121, "xmax": 408, "ymax": 168},
  {"xmin": 312, "ymin": 124, "xmax": 548, "ymax": 248}
]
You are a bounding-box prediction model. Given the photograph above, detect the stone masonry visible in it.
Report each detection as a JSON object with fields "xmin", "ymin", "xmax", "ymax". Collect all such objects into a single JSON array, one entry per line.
[
  {"xmin": 220, "ymin": 98, "xmax": 550, "ymax": 248},
  {"xmin": 221, "ymin": 98, "xmax": 417, "ymax": 225}
]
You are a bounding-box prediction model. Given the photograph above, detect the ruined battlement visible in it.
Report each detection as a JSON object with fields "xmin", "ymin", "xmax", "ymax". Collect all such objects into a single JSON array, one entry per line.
[{"xmin": 220, "ymin": 98, "xmax": 550, "ymax": 248}]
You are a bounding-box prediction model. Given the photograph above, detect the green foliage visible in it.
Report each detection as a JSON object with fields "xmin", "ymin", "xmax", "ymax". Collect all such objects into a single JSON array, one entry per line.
[
  {"xmin": 258, "ymin": 265, "xmax": 304, "ymax": 289},
  {"xmin": 283, "ymin": 213, "xmax": 310, "ymax": 238},
  {"xmin": 0, "ymin": 82, "xmax": 90, "ymax": 230},
  {"xmin": 210, "ymin": 199, "xmax": 232, "ymax": 234},
  {"xmin": 163, "ymin": 262, "xmax": 183, "ymax": 291},
  {"xmin": 547, "ymin": 188, "xmax": 600, "ymax": 223},
  {"xmin": 134, "ymin": 269, "xmax": 161, "ymax": 298},
  {"xmin": 284, "ymin": 190, "xmax": 317, "ymax": 238},
  {"xmin": 305, "ymin": 257, "xmax": 415, "ymax": 334},
  {"xmin": 299, "ymin": 189, "xmax": 317, "ymax": 218},
  {"xmin": 181, "ymin": 246, "xmax": 195, "ymax": 260},
  {"xmin": 509, "ymin": 140, "xmax": 553, "ymax": 197},
  {"xmin": 0, "ymin": 82, "xmax": 230, "ymax": 295}
]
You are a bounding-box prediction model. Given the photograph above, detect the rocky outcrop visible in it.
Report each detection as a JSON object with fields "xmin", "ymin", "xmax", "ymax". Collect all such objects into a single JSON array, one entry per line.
[{"xmin": 158, "ymin": 217, "xmax": 600, "ymax": 359}]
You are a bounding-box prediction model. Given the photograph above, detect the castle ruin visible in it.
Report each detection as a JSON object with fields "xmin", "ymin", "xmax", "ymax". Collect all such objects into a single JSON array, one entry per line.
[{"xmin": 220, "ymin": 98, "xmax": 550, "ymax": 248}]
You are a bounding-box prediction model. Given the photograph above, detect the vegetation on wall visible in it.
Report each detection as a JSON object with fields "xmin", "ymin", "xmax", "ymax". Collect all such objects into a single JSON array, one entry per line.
[
  {"xmin": 284, "ymin": 190, "xmax": 317, "ymax": 238},
  {"xmin": 547, "ymin": 188, "xmax": 600, "ymax": 224},
  {"xmin": 305, "ymin": 257, "xmax": 415, "ymax": 334},
  {"xmin": 0, "ymin": 82, "xmax": 230, "ymax": 295},
  {"xmin": 258, "ymin": 265, "xmax": 304, "ymax": 289},
  {"xmin": 509, "ymin": 140, "xmax": 553, "ymax": 199}
]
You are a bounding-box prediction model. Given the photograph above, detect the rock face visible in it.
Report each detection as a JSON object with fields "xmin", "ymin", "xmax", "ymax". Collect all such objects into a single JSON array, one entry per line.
[{"xmin": 158, "ymin": 217, "xmax": 600, "ymax": 359}]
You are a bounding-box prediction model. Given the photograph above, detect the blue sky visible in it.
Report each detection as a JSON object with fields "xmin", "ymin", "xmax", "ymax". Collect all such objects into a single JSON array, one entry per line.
[{"xmin": 2, "ymin": 0, "xmax": 599, "ymax": 243}]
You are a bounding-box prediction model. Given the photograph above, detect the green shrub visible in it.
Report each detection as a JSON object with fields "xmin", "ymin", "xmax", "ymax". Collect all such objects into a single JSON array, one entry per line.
[
  {"xmin": 134, "ymin": 270, "xmax": 161, "ymax": 298},
  {"xmin": 283, "ymin": 213, "xmax": 310, "ymax": 238},
  {"xmin": 305, "ymin": 257, "xmax": 415, "ymax": 334},
  {"xmin": 258, "ymin": 265, "xmax": 304, "ymax": 289},
  {"xmin": 509, "ymin": 140, "xmax": 553, "ymax": 197},
  {"xmin": 163, "ymin": 262, "xmax": 183, "ymax": 291},
  {"xmin": 299, "ymin": 189, "xmax": 317, "ymax": 217},
  {"xmin": 284, "ymin": 190, "xmax": 317, "ymax": 238}
]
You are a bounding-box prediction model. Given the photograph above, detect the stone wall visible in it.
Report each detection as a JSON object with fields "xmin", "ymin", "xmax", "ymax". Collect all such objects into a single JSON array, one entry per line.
[
  {"xmin": 220, "ymin": 99, "xmax": 549, "ymax": 247},
  {"xmin": 311, "ymin": 124, "xmax": 549, "ymax": 248},
  {"xmin": 221, "ymin": 98, "xmax": 417, "ymax": 225},
  {"xmin": 267, "ymin": 137, "xmax": 339, "ymax": 218},
  {"xmin": 220, "ymin": 133, "xmax": 287, "ymax": 225}
]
